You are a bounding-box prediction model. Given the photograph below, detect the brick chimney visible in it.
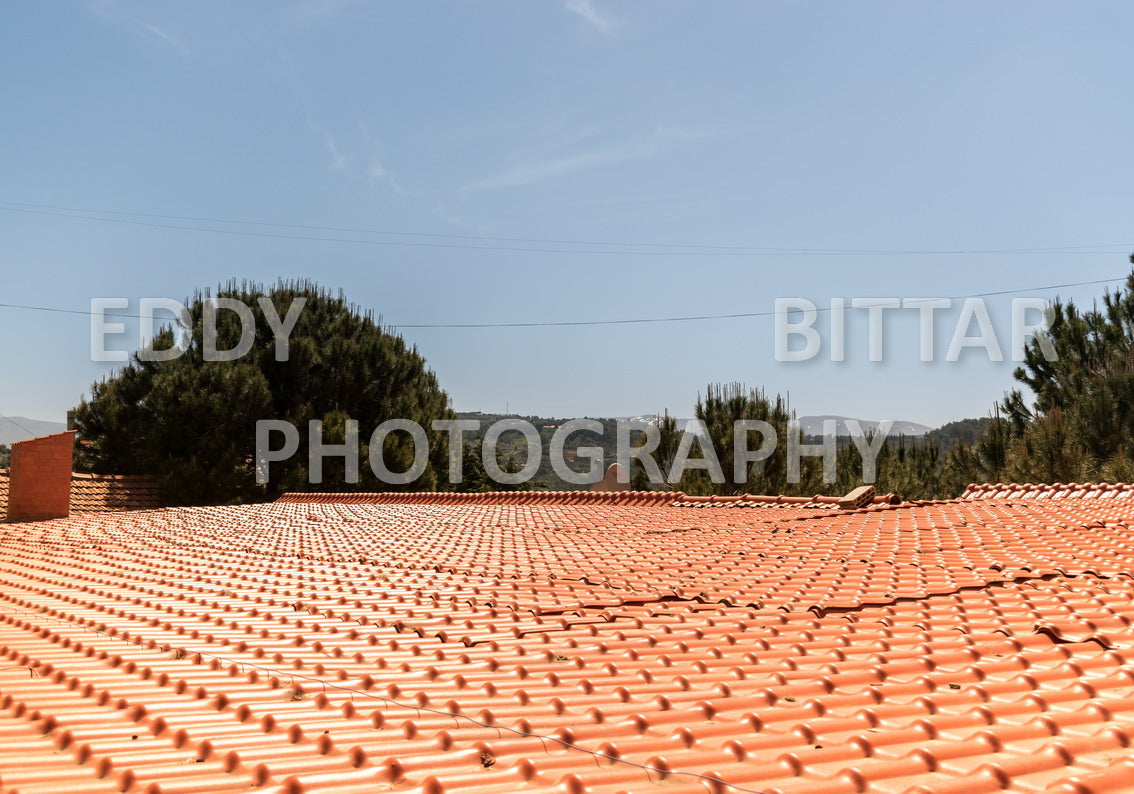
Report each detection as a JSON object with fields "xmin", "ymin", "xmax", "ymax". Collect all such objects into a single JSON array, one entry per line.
[{"xmin": 5, "ymin": 431, "xmax": 77, "ymax": 522}]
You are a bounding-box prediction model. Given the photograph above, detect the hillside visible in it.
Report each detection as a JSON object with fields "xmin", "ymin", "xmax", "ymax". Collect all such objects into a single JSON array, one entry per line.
[
  {"xmin": 457, "ymin": 412, "xmax": 985, "ymax": 490},
  {"xmin": 0, "ymin": 416, "xmax": 67, "ymax": 446},
  {"xmin": 0, "ymin": 411, "xmax": 992, "ymax": 490},
  {"xmin": 924, "ymin": 417, "xmax": 992, "ymax": 452}
]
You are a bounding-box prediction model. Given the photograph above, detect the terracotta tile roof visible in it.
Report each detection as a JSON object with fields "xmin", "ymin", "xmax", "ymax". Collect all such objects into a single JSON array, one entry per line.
[
  {"xmin": 278, "ymin": 490, "xmax": 677, "ymax": 506},
  {"xmin": 0, "ymin": 470, "xmax": 163, "ymax": 518},
  {"xmin": 671, "ymin": 492, "xmax": 901, "ymax": 509},
  {"xmin": 278, "ymin": 490, "xmax": 901, "ymax": 510},
  {"xmin": 963, "ymin": 481, "xmax": 1134, "ymax": 500},
  {"xmin": 68, "ymin": 472, "xmax": 164, "ymax": 514},
  {"xmin": 2, "ymin": 490, "xmax": 1134, "ymax": 792}
]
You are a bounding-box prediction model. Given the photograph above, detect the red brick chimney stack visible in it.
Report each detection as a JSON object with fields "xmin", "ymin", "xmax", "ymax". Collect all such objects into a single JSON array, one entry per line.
[{"xmin": 5, "ymin": 431, "xmax": 77, "ymax": 522}]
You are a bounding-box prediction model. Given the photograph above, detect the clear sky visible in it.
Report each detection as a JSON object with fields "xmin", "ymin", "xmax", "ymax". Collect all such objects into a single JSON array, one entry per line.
[{"xmin": 2, "ymin": 1, "xmax": 1132, "ymax": 428}]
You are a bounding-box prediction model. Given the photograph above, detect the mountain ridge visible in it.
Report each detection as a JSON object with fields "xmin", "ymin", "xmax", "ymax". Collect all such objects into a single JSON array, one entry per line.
[{"xmin": 0, "ymin": 416, "xmax": 68, "ymax": 446}]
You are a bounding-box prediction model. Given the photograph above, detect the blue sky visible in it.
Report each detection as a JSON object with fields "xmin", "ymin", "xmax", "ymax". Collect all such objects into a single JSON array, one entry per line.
[{"xmin": 2, "ymin": 1, "xmax": 1133, "ymax": 428}]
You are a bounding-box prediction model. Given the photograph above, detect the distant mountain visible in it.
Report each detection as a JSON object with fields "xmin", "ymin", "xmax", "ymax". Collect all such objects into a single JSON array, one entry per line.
[
  {"xmin": 0, "ymin": 416, "xmax": 67, "ymax": 446},
  {"xmin": 924, "ymin": 417, "xmax": 991, "ymax": 453},
  {"xmin": 616, "ymin": 415, "xmax": 696, "ymax": 431},
  {"xmin": 454, "ymin": 411, "xmax": 942, "ymax": 490},
  {"xmin": 796, "ymin": 415, "xmax": 932, "ymax": 437}
]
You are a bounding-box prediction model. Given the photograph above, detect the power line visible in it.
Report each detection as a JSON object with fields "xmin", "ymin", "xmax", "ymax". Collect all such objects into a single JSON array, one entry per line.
[
  {"xmin": 392, "ymin": 277, "xmax": 1126, "ymax": 328},
  {"xmin": 0, "ymin": 199, "xmax": 805, "ymax": 251},
  {"xmin": 0, "ymin": 411, "xmax": 35, "ymax": 437},
  {"xmin": 1, "ymin": 201, "xmax": 1131, "ymax": 257},
  {"xmin": 0, "ymin": 276, "xmax": 1125, "ymax": 329},
  {"xmin": 0, "ymin": 303, "xmax": 153, "ymax": 321}
]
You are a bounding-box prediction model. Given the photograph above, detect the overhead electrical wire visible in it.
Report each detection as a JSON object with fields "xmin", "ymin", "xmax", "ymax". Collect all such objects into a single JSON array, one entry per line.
[
  {"xmin": 391, "ymin": 278, "xmax": 1126, "ymax": 328},
  {"xmin": 1, "ymin": 199, "xmax": 1127, "ymax": 328},
  {"xmin": 0, "ymin": 411, "xmax": 35, "ymax": 436},
  {"xmin": 1, "ymin": 200, "xmax": 1130, "ymax": 257},
  {"xmin": 0, "ymin": 277, "xmax": 1125, "ymax": 329}
]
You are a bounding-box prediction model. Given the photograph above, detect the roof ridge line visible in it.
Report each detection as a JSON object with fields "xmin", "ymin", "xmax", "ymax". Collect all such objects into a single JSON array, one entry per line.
[{"xmin": 276, "ymin": 490, "xmax": 684, "ymax": 506}]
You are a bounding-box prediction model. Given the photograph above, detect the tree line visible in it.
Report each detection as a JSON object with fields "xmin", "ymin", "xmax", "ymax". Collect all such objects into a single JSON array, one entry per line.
[
  {"xmin": 70, "ymin": 263, "xmax": 1134, "ymax": 503},
  {"xmin": 662, "ymin": 262, "xmax": 1134, "ymax": 499}
]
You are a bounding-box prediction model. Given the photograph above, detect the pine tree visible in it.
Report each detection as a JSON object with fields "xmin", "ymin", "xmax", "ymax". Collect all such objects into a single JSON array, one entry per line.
[
  {"xmin": 1003, "ymin": 265, "xmax": 1134, "ymax": 481},
  {"xmin": 71, "ymin": 280, "xmax": 454, "ymax": 504}
]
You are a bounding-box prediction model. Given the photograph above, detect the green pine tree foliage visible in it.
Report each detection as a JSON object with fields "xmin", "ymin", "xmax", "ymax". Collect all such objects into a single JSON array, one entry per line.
[
  {"xmin": 672, "ymin": 382, "xmax": 830, "ymax": 497},
  {"xmin": 652, "ymin": 409, "xmax": 682, "ymax": 489},
  {"xmin": 667, "ymin": 386, "xmax": 1018, "ymax": 501},
  {"xmin": 1002, "ymin": 265, "xmax": 1134, "ymax": 482},
  {"xmin": 70, "ymin": 280, "xmax": 455, "ymax": 505},
  {"xmin": 455, "ymin": 442, "xmax": 491, "ymax": 493}
]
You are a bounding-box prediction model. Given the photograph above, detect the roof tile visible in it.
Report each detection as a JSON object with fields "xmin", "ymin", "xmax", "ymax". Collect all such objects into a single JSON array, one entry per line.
[
  {"xmin": 0, "ymin": 470, "xmax": 163, "ymax": 518},
  {"xmin": 962, "ymin": 481, "xmax": 1134, "ymax": 500},
  {"xmin": 3, "ymin": 489, "xmax": 1134, "ymax": 790}
]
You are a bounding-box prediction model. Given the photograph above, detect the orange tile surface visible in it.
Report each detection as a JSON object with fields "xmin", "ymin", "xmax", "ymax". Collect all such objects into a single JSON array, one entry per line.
[
  {"xmin": 963, "ymin": 482, "xmax": 1134, "ymax": 500},
  {"xmin": 68, "ymin": 474, "xmax": 163, "ymax": 515},
  {"xmin": 0, "ymin": 471, "xmax": 163, "ymax": 519},
  {"xmin": 3, "ymin": 492, "xmax": 1134, "ymax": 792}
]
